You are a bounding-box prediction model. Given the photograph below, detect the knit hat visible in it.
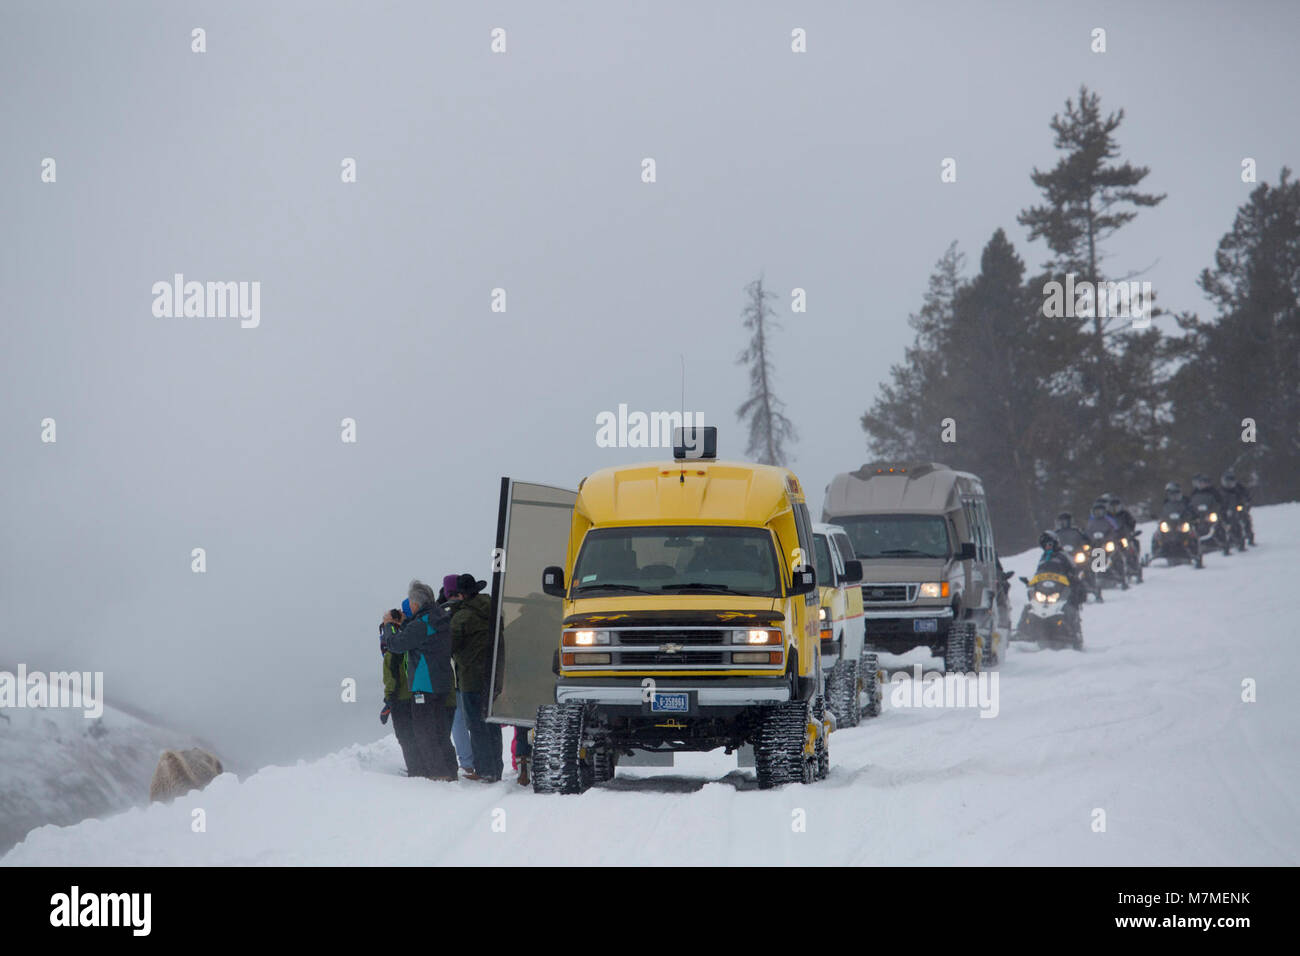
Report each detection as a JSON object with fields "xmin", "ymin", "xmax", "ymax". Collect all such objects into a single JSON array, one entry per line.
[{"xmin": 442, "ymin": 574, "xmax": 461, "ymax": 598}]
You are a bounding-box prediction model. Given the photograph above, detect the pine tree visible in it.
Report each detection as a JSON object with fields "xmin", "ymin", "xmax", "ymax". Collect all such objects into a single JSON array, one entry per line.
[
  {"xmin": 1167, "ymin": 169, "xmax": 1300, "ymax": 501},
  {"xmin": 736, "ymin": 276, "xmax": 797, "ymax": 466},
  {"xmin": 1017, "ymin": 85, "xmax": 1168, "ymax": 502}
]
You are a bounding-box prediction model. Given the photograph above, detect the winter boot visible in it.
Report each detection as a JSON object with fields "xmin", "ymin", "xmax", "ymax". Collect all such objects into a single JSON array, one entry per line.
[{"xmin": 517, "ymin": 756, "xmax": 530, "ymax": 787}]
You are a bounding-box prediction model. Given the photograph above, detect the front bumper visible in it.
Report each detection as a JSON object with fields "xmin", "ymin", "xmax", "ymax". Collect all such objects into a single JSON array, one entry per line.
[{"xmin": 556, "ymin": 677, "xmax": 791, "ymax": 707}]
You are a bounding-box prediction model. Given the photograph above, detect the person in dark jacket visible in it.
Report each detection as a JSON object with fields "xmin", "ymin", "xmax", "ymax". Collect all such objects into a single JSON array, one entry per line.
[
  {"xmin": 1221, "ymin": 470, "xmax": 1255, "ymax": 544},
  {"xmin": 444, "ymin": 572, "xmax": 503, "ymax": 782},
  {"xmin": 1035, "ymin": 531, "xmax": 1084, "ymax": 607},
  {"xmin": 382, "ymin": 580, "xmax": 458, "ymax": 781},
  {"xmin": 379, "ymin": 604, "xmax": 422, "ymax": 776}
]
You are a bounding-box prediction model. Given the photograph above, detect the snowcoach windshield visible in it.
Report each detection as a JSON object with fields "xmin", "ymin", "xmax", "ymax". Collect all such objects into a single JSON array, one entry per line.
[
  {"xmin": 837, "ymin": 514, "xmax": 951, "ymax": 560},
  {"xmin": 571, "ymin": 525, "xmax": 781, "ymax": 597}
]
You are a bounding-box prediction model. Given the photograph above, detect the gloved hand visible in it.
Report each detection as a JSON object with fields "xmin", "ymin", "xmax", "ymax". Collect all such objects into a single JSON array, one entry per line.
[{"xmin": 380, "ymin": 702, "xmax": 392, "ymax": 725}]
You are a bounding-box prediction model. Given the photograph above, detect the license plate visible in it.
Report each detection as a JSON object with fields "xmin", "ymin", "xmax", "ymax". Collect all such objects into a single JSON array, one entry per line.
[
  {"xmin": 650, "ymin": 692, "xmax": 690, "ymax": 713},
  {"xmin": 913, "ymin": 619, "xmax": 938, "ymax": 633}
]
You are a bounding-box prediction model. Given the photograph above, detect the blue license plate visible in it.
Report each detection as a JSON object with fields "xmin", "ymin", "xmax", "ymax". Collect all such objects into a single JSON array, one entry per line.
[
  {"xmin": 913, "ymin": 619, "xmax": 938, "ymax": 633},
  {"xmin": 650, "ymin": 692, "xmax": 690, "ymax": 713}
]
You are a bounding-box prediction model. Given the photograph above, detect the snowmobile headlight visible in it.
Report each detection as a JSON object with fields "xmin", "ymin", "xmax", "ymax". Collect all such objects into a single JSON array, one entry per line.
[
  {"xmin": 1104, "ymin": 540, "xmax": 1115, "ymax": 552},
  {"xmin": 1209, "ymin": 512, "xmax": 1218, "ymax": 523},
  {"xmin": 1236, "ymin": 504, "xmax": 1243, "ymax": 512},
  {"xmin": 1180, "ymin": 522, "xmax": 1191, "ymax": 533},
  {"xmin": 1073, "ymin": 551, "xmax": 1086, "ymax": 563},
  {"xmin": 733, "ymin": 628, "xmax": 782, "ymax": 645},
  {"xmin": 1121, "ymin": 537, "xmax": 1129, "ymax": 548},
  {"xmin": 1046, "ymin": 592, "xmax": 1060, "ymax": 603},
  {"xmin": 919, "ymin": 581, "xmax": 949, "ymax": 598},
  {"xmin": 1159, "ymin": 521, "xmax": 1170, "ymax": 533},
  {"xmin": 563, "ymin": 629, "xmax": 610, "ymax": 646},
  {"xmin": 1033, "ymin": 590, "xmax": 1048, "ymax": 603}
]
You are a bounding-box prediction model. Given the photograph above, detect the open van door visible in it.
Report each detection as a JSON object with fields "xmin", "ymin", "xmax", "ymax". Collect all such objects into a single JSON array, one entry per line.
[{"xmin": 486, "ymin": 478, "xmax": 576, "ymax": 726}]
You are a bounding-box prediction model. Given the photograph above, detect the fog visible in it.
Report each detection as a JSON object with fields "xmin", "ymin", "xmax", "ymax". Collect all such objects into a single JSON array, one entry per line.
[{"xmin": 3, "ymin": 0, "xmax": 1297, "ymax": 769}]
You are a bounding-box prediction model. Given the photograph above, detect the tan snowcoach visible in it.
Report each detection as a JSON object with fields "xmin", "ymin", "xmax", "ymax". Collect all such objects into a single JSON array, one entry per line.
[{"xmin": 822, "ymin": 462, "xmax": 1004, "ymax": 672}]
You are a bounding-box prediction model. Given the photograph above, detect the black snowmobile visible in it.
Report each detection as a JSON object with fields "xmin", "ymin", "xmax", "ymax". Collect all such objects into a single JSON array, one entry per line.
[{"xmin": 1147, "ymin": 501, "xmax": 1202, "ymax": 569}]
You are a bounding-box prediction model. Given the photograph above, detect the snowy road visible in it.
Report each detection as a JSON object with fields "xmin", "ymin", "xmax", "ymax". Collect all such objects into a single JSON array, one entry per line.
[{"xmin": 6, "ymin": 505, "xmax": 1298, "ymax": 865}]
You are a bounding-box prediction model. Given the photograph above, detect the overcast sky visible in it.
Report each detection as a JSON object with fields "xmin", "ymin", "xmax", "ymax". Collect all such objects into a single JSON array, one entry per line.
[{"xmin": 3, "ymin": 0, "xmax": 1298, "ymax": 769}]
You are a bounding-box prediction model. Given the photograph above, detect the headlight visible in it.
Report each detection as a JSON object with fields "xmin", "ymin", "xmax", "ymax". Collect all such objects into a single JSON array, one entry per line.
[
  {"xmin": 1159, "ymin": 521, "xmax": 1170, "ymax": 533},
  {"xmin": 732, "ymin": 628, "xmax": 782, "ymax": 645},
  {"xmin": 919, "ymin": 582, "xmax": 949, "ymax": 598},
  {"xmin": 818, "ymin": 607, "xmax": 828, "ymax": 621},
  {"xmin": 1209, "ymin": 512, "xmax": 1218, "ymax": 523},
  {"xmin": 732, "ymin": 651, "xmax": 776, "ymax": 664},
  {"xmin": 1047, "ymin": 593, "xmax": 1060, "ymax": 603},
  {"xmin": 1033, "ymin": 590, "xmax": 1047, "ymax": 603},
  {"xmin": 1181, "ymin": 522, "xmax": 1191, "ymax": 533},
  {"xmin": 1074, "ymin": 551, "xmax": 1086, "ymax": 563},
  {"xmin": 572, "ymin": 653, "xmax": 610, "ymax": 665},
  {"xmin": 1237, "ymin": 504, "xmax": 1243, "ymax": 512},
  {"xmin": 1105, "ymin": 540, "xmax": 1115, "ymax": 552},
  {"xmin": 563, "ymin": 629, "xmax": 610, "ymax": 646},
  {"xmin": 1121, "ymin": 537, "xmax": 1129, "ymax": 548}
]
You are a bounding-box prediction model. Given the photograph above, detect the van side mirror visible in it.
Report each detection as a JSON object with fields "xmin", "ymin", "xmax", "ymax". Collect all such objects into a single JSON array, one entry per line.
[
  {"xmin": 542, "ymin": 566, "xmax": 566, "ymax": 598},
  {"xmin": 842, "ymin": 559, "xmax": 863, "ymax": 584},
  {"xmin": 789, "ymin": 566, "xmax": 816, "ymax": 595},
  {"xmin": 958, "ymin": 542, "xmax": 976, "ymax": 561}
]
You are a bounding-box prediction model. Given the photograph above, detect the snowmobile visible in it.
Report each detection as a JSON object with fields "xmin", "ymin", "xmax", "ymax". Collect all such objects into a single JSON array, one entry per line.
[
  {"xmin": 1191, "ymin": 499, "xmax": 1231, "ymax": 556},
  {"xmin": 1015, "ymin": 572, "xmax": 1082, "ymax": 650},
  {"xmin": 1056, "ymin": 528, "xmax": 1102, "ymax": 602},
  {"xmin": 1146, "ymin": 503, "xmax": 1202, "ymax": 569},
  {"xmin": 1084, "ymin": 524, "xmax": 1129, "ymax": 590},
  {"xmin": 1120, "ymin": 529, "xmax": 1144, "ymax": 584},
  {"xmin": 1224, "ymin": 503, "xmax": 1249, "ymax": 552}
]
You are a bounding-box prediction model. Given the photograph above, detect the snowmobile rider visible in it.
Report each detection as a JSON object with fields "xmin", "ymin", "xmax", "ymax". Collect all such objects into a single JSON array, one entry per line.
[
  {"xmin": 1106, "ymin": 493, "xmax": 1142, "ymax": 578},
  {"xmin": 1162, "ymin": 480, "xmax": 1193, "ymax": 515},
  {"xmin": 382, "ymin": 579, "xmax": 459, "ymax": 781},
  {"xmin": 1221, "ymin": 470, "xmax": 1255, "ymax": 544},
  {"xmin": 1036, "ymin": 531, "xmax": 1085, "ymax": 607},
  {"xmin": 1053, "ymin": 511, "xmax": 1095, "ymax": 597},
  {"xmin": 1190, "ymin": 473, "xmax": 1228, "ymax": 511},
  {"xmin": 1084, "ymin": 497, "xmax": 1128, "ymax": 590}
]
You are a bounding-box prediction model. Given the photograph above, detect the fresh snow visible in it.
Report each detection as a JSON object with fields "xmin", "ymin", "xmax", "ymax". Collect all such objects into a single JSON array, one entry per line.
[{"xmin": 5, "ymin": 504, "xmax": 1298, "ymax": 866}]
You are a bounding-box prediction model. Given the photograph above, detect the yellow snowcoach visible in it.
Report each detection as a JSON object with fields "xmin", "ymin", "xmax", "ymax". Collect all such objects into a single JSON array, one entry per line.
[{"xmin": 486, "ymin": 427, "xmax": 832, "ymax": 792}]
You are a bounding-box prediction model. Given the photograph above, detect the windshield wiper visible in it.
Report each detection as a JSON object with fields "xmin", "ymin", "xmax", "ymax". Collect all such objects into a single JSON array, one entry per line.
[
  {"xmin": 574, "ymin": 583, "xmax": 649, "ymax": 594},
  {"xmin": 659, "ymin": 582, "xmax": 743, "ymax": 593},
  {"xmin": 877, "ymin": 548, "xmax": 939, "ymax": 557}
]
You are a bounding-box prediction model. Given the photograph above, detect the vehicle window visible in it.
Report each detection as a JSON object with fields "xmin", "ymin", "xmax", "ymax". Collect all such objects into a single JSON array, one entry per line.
[
  {"xmin": 831, "ymin": 531, "xmax": 855, "ymax": 568},
  {"xmin": 812, "ymin": 533, "xmax": 836, "ymax": 587},
  {"xmin": 571, "ymin": 525, "xmax": 781, "ymax": 597},
  {"xmin": 837, "ymin": 514, "xmax": 951, "ymax": 559}
]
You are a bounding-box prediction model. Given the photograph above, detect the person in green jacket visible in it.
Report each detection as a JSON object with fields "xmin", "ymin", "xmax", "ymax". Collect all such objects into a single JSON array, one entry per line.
[
  {"xmin": 443, "ymin": 573, "xmax": 503, "ymax": 781},
  {"xmin": 379, "ymin": 604, "xmax": 422, "ymax": 776}
]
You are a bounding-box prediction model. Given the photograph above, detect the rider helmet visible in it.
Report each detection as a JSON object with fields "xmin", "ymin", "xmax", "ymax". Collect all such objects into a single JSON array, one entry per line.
[
  {"xmin": 1221, "ymin": 470, "xmax": 1237, "ymax": 488},
  {"xmin": 1055, "ymin": 511, "xmax": 1072, "ymax": 530},
  {"xmin": 1039, "ymin": 531, "xmax": 1059, "ymax": 551},
  {"xmin": 1165, "ymin": 481, "xmax": 1181, "ymax": 497}
]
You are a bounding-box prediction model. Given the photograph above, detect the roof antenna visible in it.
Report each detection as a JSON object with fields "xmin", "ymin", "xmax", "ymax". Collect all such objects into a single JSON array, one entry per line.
[{"xmin": 679, "ymin": 353, "xmax": 686, "ymax": 484}]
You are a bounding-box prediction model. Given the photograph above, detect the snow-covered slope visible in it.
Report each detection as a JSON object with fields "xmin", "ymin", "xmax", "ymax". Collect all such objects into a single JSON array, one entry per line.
[
  {"xmin": 5, "ymin": 504, "xmax": 1298, "ymax": 866},
  {"xmin": 0, "ymin": 700, "xmax": 209, "ymax": 855}
]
